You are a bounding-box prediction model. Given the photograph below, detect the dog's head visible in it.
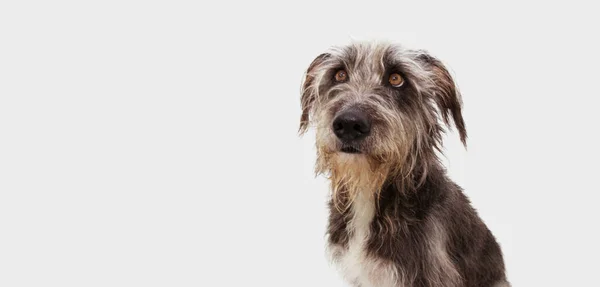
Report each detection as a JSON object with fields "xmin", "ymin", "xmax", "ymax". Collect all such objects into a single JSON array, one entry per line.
[{"xmin": 299, "ymin": 42, "xmax": 466, "ymax": 194}]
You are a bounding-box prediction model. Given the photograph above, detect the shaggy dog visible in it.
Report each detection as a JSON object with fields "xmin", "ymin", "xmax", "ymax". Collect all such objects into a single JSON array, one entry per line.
[{"xmin": 299, "ymin": 41, "xmax": 508, "ymax": 287}]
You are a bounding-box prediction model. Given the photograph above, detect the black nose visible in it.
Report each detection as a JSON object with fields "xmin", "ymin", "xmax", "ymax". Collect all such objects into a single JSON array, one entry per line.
[{"xmin": 332, "ymin": 108, "xmax": 371, "ymax": 142}]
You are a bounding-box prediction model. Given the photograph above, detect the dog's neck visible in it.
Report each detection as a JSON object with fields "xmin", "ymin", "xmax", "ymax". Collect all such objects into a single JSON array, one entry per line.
[
  {"xmin": 325, "ymin": 153, "xmax": 441, "ymax": 212},
  {"xmin": 325, "ymin": 154, "xmax": 448, "ymax": 252}
]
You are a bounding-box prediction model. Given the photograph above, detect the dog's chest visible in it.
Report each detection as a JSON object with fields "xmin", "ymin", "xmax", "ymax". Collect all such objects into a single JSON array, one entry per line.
[{"xmin": 330, "ymin": 193, "xmax": 400, "ymax": 287}]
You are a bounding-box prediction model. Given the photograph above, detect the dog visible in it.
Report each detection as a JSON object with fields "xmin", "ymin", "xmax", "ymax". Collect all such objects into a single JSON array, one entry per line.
[{"xmin": 299, "ymin": 41, "xmax": 508, "ymax": 287}]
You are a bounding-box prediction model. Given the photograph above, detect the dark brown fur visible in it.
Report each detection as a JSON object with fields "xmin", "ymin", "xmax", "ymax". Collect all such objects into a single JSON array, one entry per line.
[{"xmin": 328, "ymin": 165, "xmax": 507, "ymax": 286}]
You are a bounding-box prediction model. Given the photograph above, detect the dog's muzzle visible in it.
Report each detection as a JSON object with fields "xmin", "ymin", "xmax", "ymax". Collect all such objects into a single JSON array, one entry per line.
[{"xmin": 332, "ymin": 107, "xmax": 371, "ymax": 153}]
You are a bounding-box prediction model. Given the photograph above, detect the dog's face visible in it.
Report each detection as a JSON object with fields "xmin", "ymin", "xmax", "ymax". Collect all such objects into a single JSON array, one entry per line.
[{"xmin": 300, "ymin": 42, "xmax": 466, "ymax": 188}]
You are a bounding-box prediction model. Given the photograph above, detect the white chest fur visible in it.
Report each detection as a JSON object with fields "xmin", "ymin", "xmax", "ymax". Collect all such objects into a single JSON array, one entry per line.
[{"xmin": 330, "ymin": 192, "xmax": 400, "ymax": 287}]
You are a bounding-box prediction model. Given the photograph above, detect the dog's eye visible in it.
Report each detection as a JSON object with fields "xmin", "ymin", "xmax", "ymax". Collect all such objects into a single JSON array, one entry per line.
[
  {"xmin": 388, "ymin": 73, "xmax": 404, "ymax": 87},
  {"xmin": 334, "ymin": 70, "xmax": 348, "ymax": 82}
]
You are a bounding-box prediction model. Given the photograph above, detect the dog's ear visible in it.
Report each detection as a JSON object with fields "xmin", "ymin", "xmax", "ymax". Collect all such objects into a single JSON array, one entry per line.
[
  {"xmin": 299, "ymin": 53, "xmax": 330, "ymax": 134},
  {"xmin": 416, "ymin": 52, "xmax": 467, "ymax": 146}
]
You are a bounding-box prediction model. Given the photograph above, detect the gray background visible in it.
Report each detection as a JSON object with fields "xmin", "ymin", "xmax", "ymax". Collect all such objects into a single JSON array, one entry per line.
[{"xmin": 1, "ymin": 0, "xmax": 599, "ymax": 286}]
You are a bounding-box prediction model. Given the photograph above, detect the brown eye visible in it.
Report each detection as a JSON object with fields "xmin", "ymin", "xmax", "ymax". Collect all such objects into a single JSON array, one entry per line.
[
  {"xmin": 389, "ymin": 73, "xmax": 404, "ymax": 87},
  {"xmin": 334, "ymin": 70, "xmax": 348, "ymax": 82}
]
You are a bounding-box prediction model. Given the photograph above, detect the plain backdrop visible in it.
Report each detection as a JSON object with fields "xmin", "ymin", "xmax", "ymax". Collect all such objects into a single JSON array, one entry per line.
[{"xmin": 1, "ymin": 1, "xmax": 599, "ymax": 286}]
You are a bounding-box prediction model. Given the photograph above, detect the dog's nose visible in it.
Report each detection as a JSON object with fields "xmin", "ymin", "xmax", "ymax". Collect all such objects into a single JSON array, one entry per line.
[{"xmin": 332, "ymin": 108, "xmax": 371, "ymax": 142}]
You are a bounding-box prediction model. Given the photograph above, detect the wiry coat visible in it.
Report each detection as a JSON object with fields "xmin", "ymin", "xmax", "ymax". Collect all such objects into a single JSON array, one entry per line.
[{"xmin": 299, "ymin": 42, "xmax": 508, "ymax": 287}]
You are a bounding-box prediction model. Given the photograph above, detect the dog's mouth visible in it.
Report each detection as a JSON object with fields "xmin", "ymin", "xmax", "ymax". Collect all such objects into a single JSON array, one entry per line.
[{"xmin": 340, "ymin": 145, "xmax": 362, "ymax": 154}]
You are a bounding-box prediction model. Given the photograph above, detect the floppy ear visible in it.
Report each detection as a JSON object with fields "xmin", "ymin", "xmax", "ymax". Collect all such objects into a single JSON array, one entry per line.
[
  {"xmin": 299, "ymin": 53, "xmax": 330, "ymax": 134},
  {"xmin": 417, "ymin": 52, "xmax": 467, "ymax": 146}
]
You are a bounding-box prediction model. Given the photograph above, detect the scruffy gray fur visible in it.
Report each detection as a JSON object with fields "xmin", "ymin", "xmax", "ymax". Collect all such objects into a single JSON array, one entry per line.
[{"xmin": 299, "ymin": 41, "xmax": 509, "ymax": 287}]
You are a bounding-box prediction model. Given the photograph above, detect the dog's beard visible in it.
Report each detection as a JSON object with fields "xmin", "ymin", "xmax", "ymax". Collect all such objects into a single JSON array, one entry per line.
[
  {"xmin": 313, "ymin": 104, "xmax": 426, "ymax": 210},
  {"xmin": 315, "ymin": 129, "xmax": 426, "ymax": 211},
  {"xmin": 316, "ymin": 140, "xmax": 391, "ymax": 212}
]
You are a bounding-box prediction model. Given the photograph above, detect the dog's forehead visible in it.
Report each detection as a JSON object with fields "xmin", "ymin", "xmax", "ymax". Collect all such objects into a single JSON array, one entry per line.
[{"xmin": 329, "ymin": 42, "xmax": 403, "ymax": 82}]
